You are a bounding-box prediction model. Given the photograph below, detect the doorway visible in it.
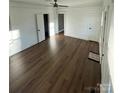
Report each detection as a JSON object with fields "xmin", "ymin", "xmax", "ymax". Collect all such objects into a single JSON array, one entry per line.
[
  {"xmin": 43, "ymin": 14, "xmax": 49, "ymax": 39},
  {"xmin": 58, "ymin": 14, "xmax": 64, "ymax": 34}
]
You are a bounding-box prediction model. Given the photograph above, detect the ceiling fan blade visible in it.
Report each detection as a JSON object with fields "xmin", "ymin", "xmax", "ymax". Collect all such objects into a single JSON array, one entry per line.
[
  {"xmin": 50, "ymin": 0, "xmax": 68, "ymax": 8},
  {"xmin": 58, "ymin": 5, "xmax": 69, "ymax": 7},
  {"xmin": 50, "ymin": 3, "xmax": 54, "ymax": 5},
  {"xmin": 50, "ymin": 3, "xmax": 58, "ymax": 7}
]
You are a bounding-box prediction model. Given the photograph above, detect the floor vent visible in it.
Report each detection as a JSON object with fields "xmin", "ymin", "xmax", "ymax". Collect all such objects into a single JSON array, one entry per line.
[{"xmin": 88, "ymin": 52, "xmax": 100, "ymax": 63}]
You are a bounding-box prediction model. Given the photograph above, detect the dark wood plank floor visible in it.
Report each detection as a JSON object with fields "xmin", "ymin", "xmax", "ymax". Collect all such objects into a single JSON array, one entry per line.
[{"xmin": 9, "ymin": 33, "xmax": 101, "ymax": 93}]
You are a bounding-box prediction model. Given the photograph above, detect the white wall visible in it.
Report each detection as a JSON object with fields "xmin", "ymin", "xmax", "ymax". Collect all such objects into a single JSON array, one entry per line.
[
  {"xmin": 100, "ymin": 0, "xmax": 114, "ymax": 92},
  {"xmin": 9, "ymin": 2, "xmax": 56, "ymax": 56},
  {"xmin": 64, "ymin": 6, "xmax": 102, "ymax": 42},
  {"xmin": 107, "ymin": 9, "xmax": 113, "ymax": 93}
]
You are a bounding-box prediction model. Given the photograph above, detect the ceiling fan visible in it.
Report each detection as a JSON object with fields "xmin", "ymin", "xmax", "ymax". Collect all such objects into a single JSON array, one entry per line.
[{"xmin": 50, "ymin": 0, "xmax": 69, "ymax": 7}]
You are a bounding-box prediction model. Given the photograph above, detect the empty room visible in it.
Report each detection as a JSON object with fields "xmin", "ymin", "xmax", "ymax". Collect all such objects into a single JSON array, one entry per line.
[{"xmin": 9, "ymin": 0, "xmax": 114, "ymax": 93}]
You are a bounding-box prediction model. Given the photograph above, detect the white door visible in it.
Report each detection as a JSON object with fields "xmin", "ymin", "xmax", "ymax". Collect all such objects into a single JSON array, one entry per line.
[{"xmin": 36, "ymin": 13, "xmax": 45, "ymax": 42}]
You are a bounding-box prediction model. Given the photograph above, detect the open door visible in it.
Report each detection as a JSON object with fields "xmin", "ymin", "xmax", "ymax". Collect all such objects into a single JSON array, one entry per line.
[
  {"xmin": 43, "ymin": 14, "xmax": 50, "ymax": 39},
  {"xmin": 58, "ymin": 14, "xmax": 64, "ymax": 34},
  {"xmin": 36, "ymin": 13, "xmax": 45, "ymax": 43}
]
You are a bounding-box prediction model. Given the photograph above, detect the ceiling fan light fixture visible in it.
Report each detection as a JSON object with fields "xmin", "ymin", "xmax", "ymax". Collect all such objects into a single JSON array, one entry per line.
[{"xmin": 54, "ymin": 3, "xmax": 58, "ymax": 7}]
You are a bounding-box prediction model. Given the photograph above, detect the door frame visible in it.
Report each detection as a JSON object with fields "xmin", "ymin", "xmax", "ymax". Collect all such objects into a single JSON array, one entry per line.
[{"xmin": 100, "ymin": 6, "xmax": 110, "ymax": 63}]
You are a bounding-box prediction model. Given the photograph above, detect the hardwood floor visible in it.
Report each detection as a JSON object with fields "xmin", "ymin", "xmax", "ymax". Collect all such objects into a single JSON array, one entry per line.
[{"xmin": 9, "ymin": 34, "xmax": 101, "ymax": 93}]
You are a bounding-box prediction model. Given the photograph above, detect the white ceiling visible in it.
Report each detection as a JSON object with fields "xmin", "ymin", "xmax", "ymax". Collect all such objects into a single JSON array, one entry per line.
[{"xmin": 10, "ymin": 0, "xmax": 103, "ymax": 6}]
